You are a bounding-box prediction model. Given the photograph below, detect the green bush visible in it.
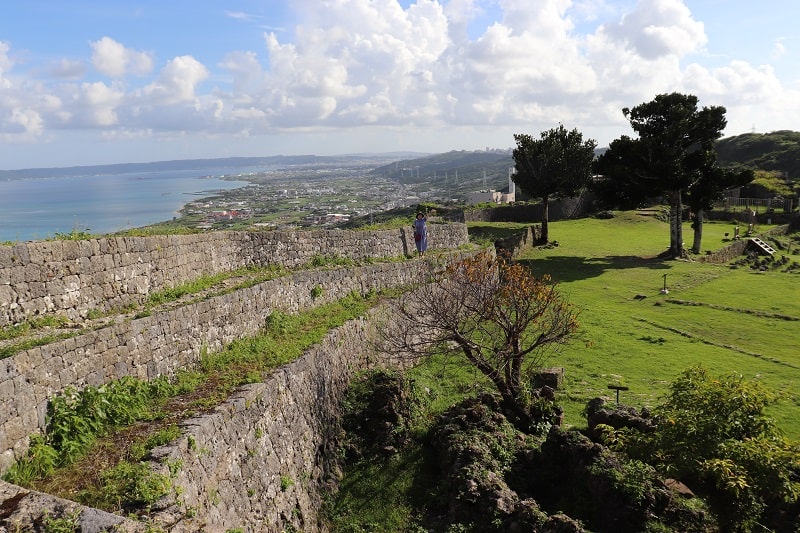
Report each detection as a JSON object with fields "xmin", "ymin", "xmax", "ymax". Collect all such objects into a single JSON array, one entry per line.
[
  {"xmin": 95, "ymin": 461, "xmax": 172, "ymax": 510},
  {"xmin": 4, "ymin": 376, "xmax": 178, "ymax": 485},
  {"xmin": 3, "ymin": 435, "xmax": 59, "ymax": 485},
  {"xmin": 47, "ymin": 377, "xmax": 176, "ymax": 463},
  {"xmin": 619, "ymin": 366, "xmax": 800, "ymax": 532}
]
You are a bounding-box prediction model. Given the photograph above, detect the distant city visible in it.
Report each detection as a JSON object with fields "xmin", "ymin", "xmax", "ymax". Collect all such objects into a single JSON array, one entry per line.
[{"xmin": 0, "ymin": 150, "xmax": 517, "ymax": 240}]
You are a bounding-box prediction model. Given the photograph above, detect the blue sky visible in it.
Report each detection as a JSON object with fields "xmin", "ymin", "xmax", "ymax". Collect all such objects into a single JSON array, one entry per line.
[{"xmin": 1, "ymin": 0, "xmax": 798, "ymax": 169}]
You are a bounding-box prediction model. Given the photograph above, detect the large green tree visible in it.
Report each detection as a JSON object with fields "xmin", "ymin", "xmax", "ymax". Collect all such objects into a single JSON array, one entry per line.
[
  {"xmin": 594, "ymin": 93, "xmax": 728, "ymax": 258},
  {"xmin": 686, "ymin": 164, "xmax": 754, "ymax": 252},
  {"xmin": 512, "ymin": 125, "xmax": 597, "ymax": 243}
]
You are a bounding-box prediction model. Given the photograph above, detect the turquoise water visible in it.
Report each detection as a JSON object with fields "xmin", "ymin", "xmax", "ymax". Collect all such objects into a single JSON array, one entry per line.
[{"xmin": 0, "ymin": 169, "xmax": 249, "ymax": 242}]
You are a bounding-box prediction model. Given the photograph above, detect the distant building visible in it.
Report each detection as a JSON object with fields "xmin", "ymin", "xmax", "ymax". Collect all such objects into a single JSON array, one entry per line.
[
  {"xmin": 208, "ymin": 209, "xmax": 253, "ymax": 221},
  {"xmin": 466, "ymin": 167, "xmax": 516, "ymax": 205}
]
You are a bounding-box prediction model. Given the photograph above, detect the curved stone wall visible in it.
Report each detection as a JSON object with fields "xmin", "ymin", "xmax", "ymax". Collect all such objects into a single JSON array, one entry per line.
[
  {"xmin": 147, "ymin": 306, "xmax": 405, "ymax": 532},
  {"xmin": 0, "ymin": 304, "xmax": 407, "ymax": 533},
  {"xmin": 0, "ymin": 224, "xmax": 468, "ymax": 326},
  {"xmin": 0, "ymin": 226, "xmax": 470, "ymax": 530},
  {"xmin": 0, "ymin": 259, "xmax": 441, "ymax": 472}
]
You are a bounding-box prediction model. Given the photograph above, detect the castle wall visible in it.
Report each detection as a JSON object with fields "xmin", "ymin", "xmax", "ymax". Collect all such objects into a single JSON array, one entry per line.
[
  {"xmin": 147, "ymin": 306, "xmax": 405, "ymax": 532},
  {"xmin": 0, "ymin": 225, "xmax": 467, "ymax": 326},
  {"xmin": 0, "ymin": 226, "xmax": 471, "ymax": 530},
  {"xmin": 0, "ymin": 304, "xmax": 408, "ymax": 533},
  {"xmin": 0, "ymin": 225, "xmax": 468, "ymax": 472}
]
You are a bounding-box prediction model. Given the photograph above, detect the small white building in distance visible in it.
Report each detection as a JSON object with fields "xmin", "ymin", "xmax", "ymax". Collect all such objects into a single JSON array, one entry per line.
[{"xmin": 466, "ymin": 167, "xmax": 516, "ymax": 205}]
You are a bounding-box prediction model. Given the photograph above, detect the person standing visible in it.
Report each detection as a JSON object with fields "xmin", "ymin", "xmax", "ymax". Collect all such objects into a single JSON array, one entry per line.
[
  {"xmin": 413, "ymin": 212, "xmax": 428, "ymax": 257},
  {"xmin": 747, "ymin": 208, "xmax": 757, "ymax": 234}
]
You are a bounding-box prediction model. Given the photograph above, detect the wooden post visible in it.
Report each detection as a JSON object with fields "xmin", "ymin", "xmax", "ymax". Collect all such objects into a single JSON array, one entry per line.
[{"xmin": 607, "ymin": 384, "xmax": 629, "ymax": 405}]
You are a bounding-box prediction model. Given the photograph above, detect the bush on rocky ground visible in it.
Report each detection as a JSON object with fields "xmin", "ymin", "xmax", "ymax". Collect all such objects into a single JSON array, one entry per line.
[{"xmin": 335, "ymin": 373, "xmax": 717, "ymax": 532}]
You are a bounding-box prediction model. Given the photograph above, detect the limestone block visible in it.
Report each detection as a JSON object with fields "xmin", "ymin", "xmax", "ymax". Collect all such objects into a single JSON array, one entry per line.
[
  {"xmin": 0, "ymin": 284, "xmax": 17, "ymax": 309},
  {"xmin": 11, "ymin": 243, "xmax": 31, "ymax": 265}
]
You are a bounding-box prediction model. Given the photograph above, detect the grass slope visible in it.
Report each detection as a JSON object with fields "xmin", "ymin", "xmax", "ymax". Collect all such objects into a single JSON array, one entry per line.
[{"xmin": 515, "ymin": 213, "xmax": 800, "ymax": 439}]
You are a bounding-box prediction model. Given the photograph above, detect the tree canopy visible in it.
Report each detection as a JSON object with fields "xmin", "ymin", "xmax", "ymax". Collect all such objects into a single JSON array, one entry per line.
[
  {"xmin": 593, "ymin": 93, "xmax": 729, "ymax": 258},
  {"xmin": 512, "ymin": 125, "xmax": 596, "ymax": 243}
]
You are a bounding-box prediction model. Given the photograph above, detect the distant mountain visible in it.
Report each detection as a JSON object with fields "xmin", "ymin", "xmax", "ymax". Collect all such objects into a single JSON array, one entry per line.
[
  {"xmin": 716, "ymin": 130, "xmax": 800, "ymax": 178},
  {"xmin": 0, "ymin": 154, "xmax": 407, "ymax": 181},
  {"xmin": 370, "ymin": 150, "xmax": 514, "ymax": 190}
]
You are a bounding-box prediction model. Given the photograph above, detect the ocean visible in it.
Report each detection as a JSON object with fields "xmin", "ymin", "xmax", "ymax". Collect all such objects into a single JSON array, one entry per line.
[{"xmin": 0, "ymin": 168, "xmax": 250, "ymax": 243}]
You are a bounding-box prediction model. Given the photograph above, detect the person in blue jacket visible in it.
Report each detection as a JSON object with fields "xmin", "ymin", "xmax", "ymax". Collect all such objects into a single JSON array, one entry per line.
[{"xmin": 412, "ymin": 212, "xmax": 428, "ymax": 257}]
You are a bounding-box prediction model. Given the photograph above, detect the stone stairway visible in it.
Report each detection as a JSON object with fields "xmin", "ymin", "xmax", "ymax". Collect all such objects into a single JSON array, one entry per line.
[{"xmin": 749, "ymin": 237, "xmax": 776, "ymax": 255}]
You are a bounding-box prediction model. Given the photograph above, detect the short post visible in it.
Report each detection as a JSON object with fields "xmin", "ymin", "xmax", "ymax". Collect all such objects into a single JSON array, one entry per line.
[{"xmin": 607, "ymin": 384, "xmax": 629, "ymax": 405}]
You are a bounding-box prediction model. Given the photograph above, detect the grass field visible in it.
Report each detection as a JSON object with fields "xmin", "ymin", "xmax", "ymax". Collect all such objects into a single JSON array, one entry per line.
[{"xmin": 493, "ymin": 213, "xmax": 800, "ymax": 439}]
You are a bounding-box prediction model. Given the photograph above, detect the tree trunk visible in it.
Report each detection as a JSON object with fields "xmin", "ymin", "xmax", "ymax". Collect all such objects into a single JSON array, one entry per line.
[
  {"xmin": 668, "ymin": 190, "xmax": 684, "ymax": 258},
  {"xmin": 541, "ymin": 195, "xmax": 550, "ymax": 244},
  {"xmin": 691, "ymin": 208, "xmax": 704, "ymax": 253}
]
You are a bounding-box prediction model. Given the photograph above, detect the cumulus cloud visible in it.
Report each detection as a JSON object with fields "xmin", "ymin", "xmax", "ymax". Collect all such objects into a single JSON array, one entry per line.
[
  {"xmin": 77, "ymin": 82, "xmax": 125, "ymax": 126},
  {"xmin": 0, "ymin": 41, "xmax": 13, "ymax": 89},
  {"xmin": 91, "ymin": 37, "xmax": 153, "ymax": 78},
  {"xmin": 0, "ymin": 42, "xmax": 47, "ymax": 140},
  {"xmin": 600, "ymin": 0, "xmax": 706, "ymax": 59},
  {"xmin": 137, "ymin": 55, "xmax": 209, "ymax": 105},
  {"xmin": 1, "ymin": 0, "xmax": 798, "ymax": 152}
]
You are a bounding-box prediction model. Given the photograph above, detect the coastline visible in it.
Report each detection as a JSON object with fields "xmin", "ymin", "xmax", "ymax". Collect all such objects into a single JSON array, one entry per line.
[{"xmin": 0, "ymin": 172, "xmax": 249, "ymax": 243}]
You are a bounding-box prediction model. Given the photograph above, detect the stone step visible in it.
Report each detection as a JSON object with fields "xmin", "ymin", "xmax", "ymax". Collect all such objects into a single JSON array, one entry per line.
[{"xmin": 749, "ymin": 237, "xmax": 776, "ymax": 255}]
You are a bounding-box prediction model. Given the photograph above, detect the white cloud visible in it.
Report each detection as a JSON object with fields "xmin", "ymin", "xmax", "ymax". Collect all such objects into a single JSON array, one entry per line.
[
  {"xmin": 49, "ymin": 58, "xmax": 87, "ymax": 80},
  {"xmin": 0, "ymin": 41, "xmax": 13, "ymax": 89},
  {"xmin": 771, "ymin": 40, "xmax": 787, "ymax": 61},
  {"xmin": 91, "ymin": 37, "xmax": 153, "ymax": 78},
  {"xmin": 1, "ymin": 0, "xmax": 799, "ymax": 159},
  {"xmin": 681, "ymin": 59, "xmax": 800, "ymax": 137},
  {"xmin": 0, "ymin": 109, "xmax": 44, "ymax": 138},
  {"xmin": 79, "ymin": 81, "xmax": 125, "ymax": 126},
  {"xmin": 0, "ymin": 42, "xmax": 48, "ymax": 140},
  {"xmin": 684, "ymin": 61, "xmax": 783, "ymax": 104},
  {"xmin": 137, "ymin": 55, "xmax": 209, "ymax": 105},
  {"xmin": 600, "ymin": 0, "xmax": 706, "ymax": 59}
]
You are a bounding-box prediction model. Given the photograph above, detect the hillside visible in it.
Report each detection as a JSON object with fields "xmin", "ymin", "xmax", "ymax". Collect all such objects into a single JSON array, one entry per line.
[
  {"xmin": 0, "ymin": 153, "xmax": 421, "ymax": 180},
  {"xmin": 716, "ymin": 130, "xmax": 800, "ymax": 178},
  {"xmin": 369, "ymin": 150, "xmax": 514, "ymax": 189}
]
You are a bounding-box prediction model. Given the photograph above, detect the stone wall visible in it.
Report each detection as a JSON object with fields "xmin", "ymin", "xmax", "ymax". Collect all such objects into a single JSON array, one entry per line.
[
  {"xmin": 462, "ymin": 193, "xmax": 596, "ymax": 224},
  {"xmin": 147, "ymin": 306, "xmax": 405, "ymax": 532},
  {"xmin": 495, "ymin": 226, "xmax": 540, "ymax": 259},
  {"xmin": 0, "ymin": 259, "xmax": 445, "ymax": 473},
  {"xmin": 697, "ymin": 224, "xmax": 791, "ymax": 263},
  {"xmin": 0, "ymin": 303, "xmax": 408, "ymax": 532},
  {"xmin": 0, "ymin": 482, "xmax": 145, "ymax": 532},
  {"xmin": 0, "ymin": 224, "xmax": 468, "ymax": 326}
]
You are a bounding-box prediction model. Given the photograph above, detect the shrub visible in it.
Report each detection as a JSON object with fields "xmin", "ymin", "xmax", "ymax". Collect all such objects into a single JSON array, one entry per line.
[
  {"xmin": 619, "ymin": 365, "xmax": 800, "ymax": 532},
  {"xmin": 4, "ymin": 376, "xmax": 177, "ymax": 485},
  {"xmin": 95, "ymin": 461, "xmax": 172, "ymax": 511}
]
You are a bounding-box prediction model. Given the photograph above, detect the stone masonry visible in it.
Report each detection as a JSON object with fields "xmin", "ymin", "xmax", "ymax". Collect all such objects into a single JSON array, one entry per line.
[
  {"xmin": 0, "ymin": 304, "xmax": 408, "ymax": 533},
  {"xmin": 0, "ymin": 224, "xmax": 467, "ymax": 326},
  {"xmin": 0, "ymin": 225, "xmax": 470, "ymax": 532}
]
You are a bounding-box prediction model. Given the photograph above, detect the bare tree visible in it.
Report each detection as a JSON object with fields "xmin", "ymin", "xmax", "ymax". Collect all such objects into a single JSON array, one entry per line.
[{"xmin": 378, "ymin": 251, "xmax": 578, "ymax": 426}]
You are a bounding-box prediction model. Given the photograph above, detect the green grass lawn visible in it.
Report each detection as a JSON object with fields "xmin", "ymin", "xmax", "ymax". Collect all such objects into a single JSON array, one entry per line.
[
  {"xmin": 327, "ymin": 213, "xmax": 800, "ymax": 531},
  {"xmin": 512, "ymin": 213, "xmax": 800, "ymax": 439}
]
